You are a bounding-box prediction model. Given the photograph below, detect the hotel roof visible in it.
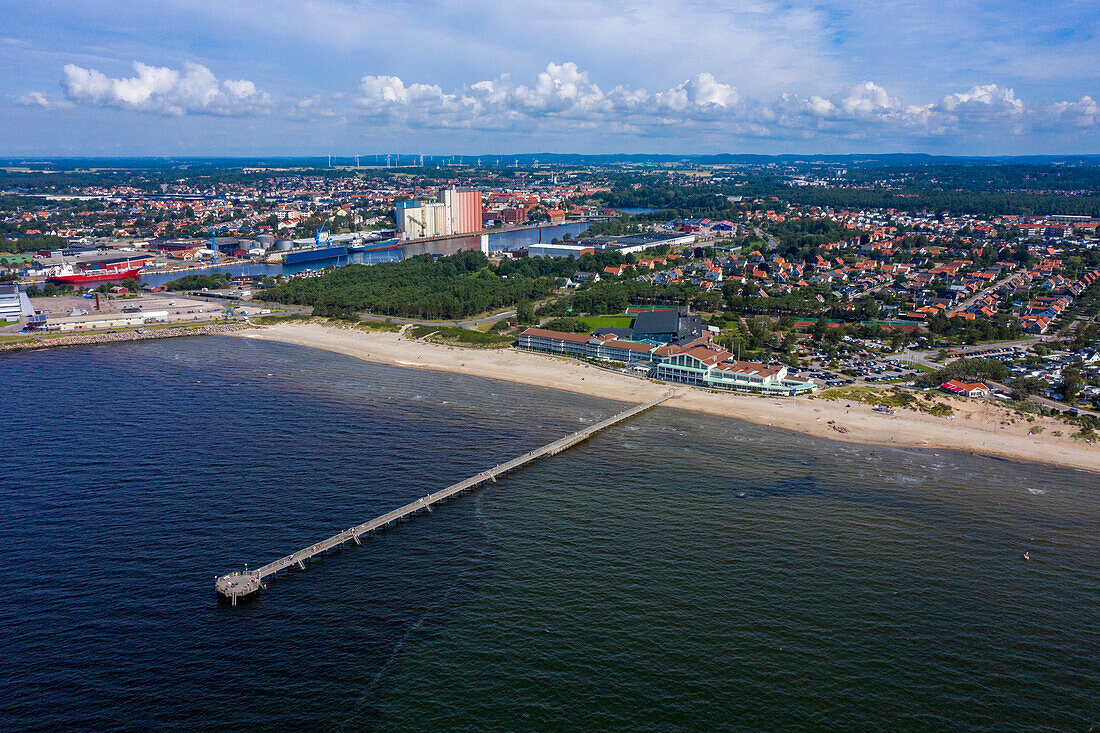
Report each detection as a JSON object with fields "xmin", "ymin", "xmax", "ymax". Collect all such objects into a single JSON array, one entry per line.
[
  {"xmin": 714, "ymin": 361, "xmax": 784, "ymax": 379},
  {"xmin": 519, "ymin": 327, "xmax": 592, "ymax": 344}
]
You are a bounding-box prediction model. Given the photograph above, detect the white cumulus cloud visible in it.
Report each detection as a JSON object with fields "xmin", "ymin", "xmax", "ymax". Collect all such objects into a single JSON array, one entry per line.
[
  {"xmin": 840, "ymin": 82, "xmax": 895, "ymax": 115},
  {"xmin": 29, "ymin": 57, "xmax": 1100, "ymax": 146},
  {"xmin": 656, "ymin": 73, "xmax": 741, "ymax": 112},
  {"xmin": 17, "ymin": 90, "xmax": 73, "ymax": 110},
  {"xmin": 939, "ymin": 84, "xmax": 1024, "ymax": 115},
  {"xmin": 359, "ymin": 75, "xmax": 408, "ymax": 106},
  {"xmin": 514, "ymin": 62, "xmax": 607, "ymax": 113},
  {"xmin": 61, "ymin": 61, "xmax": 271, "ymax": 116},
  {"xmin": 354, "ymin": 62, "xmax": 748, "ymax": 130},
  {"xmin": 1045, "ymin": 95, "xmax": 1098, "ymax": 128}
]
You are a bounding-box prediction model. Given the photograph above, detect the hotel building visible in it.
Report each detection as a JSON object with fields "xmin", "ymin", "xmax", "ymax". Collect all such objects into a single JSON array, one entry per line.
[{"xmin": 518, "ymin": 328, "xmax": 816, "ymax": 396}]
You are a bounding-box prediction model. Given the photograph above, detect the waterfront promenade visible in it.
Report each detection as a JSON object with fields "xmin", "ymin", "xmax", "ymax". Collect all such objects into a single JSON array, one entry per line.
[{"xmin": 215, "ymin": 391, "xmax": 674, "ymax": 603}]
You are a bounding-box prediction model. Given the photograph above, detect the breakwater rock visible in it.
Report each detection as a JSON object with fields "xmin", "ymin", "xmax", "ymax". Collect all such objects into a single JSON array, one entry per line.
[{"xmin": 0, "ymin": 322, "xmax": 254, "ymax": 352}]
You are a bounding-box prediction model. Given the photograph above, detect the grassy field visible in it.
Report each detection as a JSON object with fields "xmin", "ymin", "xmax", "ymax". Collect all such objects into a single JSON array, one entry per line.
[
  {"xmin": 722, "ymin": 322, "xmax": 742, "ymax": 338},
  {"xmin": 579, "ymin": 316, "xmax": 635, "ymax": 329}
]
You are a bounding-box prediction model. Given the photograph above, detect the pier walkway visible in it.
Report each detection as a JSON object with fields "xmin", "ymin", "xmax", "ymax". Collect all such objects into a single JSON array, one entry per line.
[{"xmin": 215, "ymin": 391, "xmax": 673, "ymax": 604}]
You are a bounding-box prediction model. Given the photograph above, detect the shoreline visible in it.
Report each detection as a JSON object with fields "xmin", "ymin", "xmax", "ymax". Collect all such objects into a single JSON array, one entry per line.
[
  {"xmin": 0, "ymin": 322, "xmax": 251, "ymax": 351},
  {"xmin": 229, "ymin": 323, "xmax": 1100, "ymax": 475}
]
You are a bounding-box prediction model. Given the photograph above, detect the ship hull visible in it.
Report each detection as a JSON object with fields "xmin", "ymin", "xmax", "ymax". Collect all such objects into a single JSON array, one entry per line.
[
  {"xmin": 48, "ymin": 268, "xmax": 142, "ymax": 284},
  {"xmin": 283, "ymin": 247, "xmax": 348, "ymax": 265},
  {"xmin": 348, "ymin": 239, "xmax": 401, "ymax": 253}
]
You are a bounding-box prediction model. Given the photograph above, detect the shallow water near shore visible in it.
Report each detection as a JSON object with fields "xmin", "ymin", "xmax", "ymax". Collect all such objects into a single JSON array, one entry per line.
[{"xmin": 1, "ymin": 336, "xmax": 1097, "ymax": 730}]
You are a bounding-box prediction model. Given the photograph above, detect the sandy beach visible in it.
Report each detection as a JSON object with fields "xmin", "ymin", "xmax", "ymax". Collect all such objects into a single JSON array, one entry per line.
[{"xmin": 234, "ymin": 323, "xmax": 1100, "ymax": 475}]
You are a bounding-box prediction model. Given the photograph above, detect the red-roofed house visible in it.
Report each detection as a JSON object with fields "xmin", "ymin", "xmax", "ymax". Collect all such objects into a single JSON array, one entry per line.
[{"xmin": 941, "ymin": 380, "xmax": 990, "ymax": 398}]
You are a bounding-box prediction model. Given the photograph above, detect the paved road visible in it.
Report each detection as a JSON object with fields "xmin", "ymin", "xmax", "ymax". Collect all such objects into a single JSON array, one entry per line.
[
  {"xmin": 952, "ymin": 272, "xmax": 1017, "ymax": 313},
  {"xmin": 753, "ymin": 228, "xmax": 779, "ymax": 251}
]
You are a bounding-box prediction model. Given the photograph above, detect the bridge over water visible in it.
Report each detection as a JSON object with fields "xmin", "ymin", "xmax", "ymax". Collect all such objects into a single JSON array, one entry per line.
[{"xmin": 215, "ymin": 392, "xmax": 673, "ymax": 604}]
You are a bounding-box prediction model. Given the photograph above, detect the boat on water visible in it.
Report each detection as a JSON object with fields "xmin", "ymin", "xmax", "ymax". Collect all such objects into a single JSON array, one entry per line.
[
  {"xmin": 282, "ymin": 246, "xmax": 348, "ymax": 265},
  {"xmin": 47, "ymin": 263, "xmax": 142, "ymax": 285},
  {"xmin": 347, "ymin": 238, "xmax": 401, "ymax": 253}
]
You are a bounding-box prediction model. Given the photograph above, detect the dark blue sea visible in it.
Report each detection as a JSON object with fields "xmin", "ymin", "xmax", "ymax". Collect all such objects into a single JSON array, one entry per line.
[{"xmin": 1, "ymin": 336, "xmax": 1097, "ymax": 731}]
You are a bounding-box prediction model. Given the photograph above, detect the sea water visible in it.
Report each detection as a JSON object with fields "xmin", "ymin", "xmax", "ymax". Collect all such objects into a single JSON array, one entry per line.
[{"xmin": 1, "ymin": 337, "xmax": 1096, "ymax": 730}]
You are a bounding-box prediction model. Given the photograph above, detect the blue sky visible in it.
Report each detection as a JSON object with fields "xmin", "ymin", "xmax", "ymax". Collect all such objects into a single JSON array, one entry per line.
[{"xmin": 2, "ymin": 0, "xmax": 1098, "ymax": 155}]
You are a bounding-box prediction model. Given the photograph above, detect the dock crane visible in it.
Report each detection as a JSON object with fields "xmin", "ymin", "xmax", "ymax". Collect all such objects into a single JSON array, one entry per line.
[
  {"xmin": 202, "ymin": 225, "xmax": 232, "ymax": 260},
  {"xmin": 204, "ymin": 225, "xmax": 227, "ymax": 249},
  {"xmin": 404, "ymin": 212, "xmax": 428, "ymax": 239},
  {"xmin": 315, "ymin": 221, "xmax": 329, "ymax": 247}
]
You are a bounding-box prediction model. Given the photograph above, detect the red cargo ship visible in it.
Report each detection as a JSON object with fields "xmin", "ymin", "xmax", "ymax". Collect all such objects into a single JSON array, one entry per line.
[{"xmin": 47, "ymin": 263, "xmax": 142, "ymax": 285}]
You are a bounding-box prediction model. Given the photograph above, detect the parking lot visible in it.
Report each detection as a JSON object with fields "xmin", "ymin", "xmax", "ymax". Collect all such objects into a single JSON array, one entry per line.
[
  {"xmin": 26, "ymin": 292, "xmax": 272, "ymax": 326},
  {"xmin": 793, "ymin": 346, "xmax": 927, "ymax": 387}
]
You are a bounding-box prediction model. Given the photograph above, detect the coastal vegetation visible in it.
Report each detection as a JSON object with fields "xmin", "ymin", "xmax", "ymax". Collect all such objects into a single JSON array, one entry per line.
[
  {"xmin": 914, "ymin": 357, "xmax": 1010, "ymax": 388},
  {"xmin": 165, "ymin": 272, "xmax": 233, "ymax": 291},
  {"xmin": 22, "ymin": 282, "xmax": 74, "ymax": 297},
  {"xmin": 816, "ymin": 385, "xmax": 955, "ymax": 417},
  {"xmin": 250, "ymin": 313, "xmax": 402, "ymax": 332},
  {"xmin": 261, "ymin": 251, "xmax": 559, "ymax": 320},
  {"xmin": 405, "ymin": 324, "xmax": 513, "ymax": 348}
]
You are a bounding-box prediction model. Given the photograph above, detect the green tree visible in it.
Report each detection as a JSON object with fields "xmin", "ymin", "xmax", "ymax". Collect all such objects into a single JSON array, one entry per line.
[
  {"xmin": 1061, "ymin": 366, "xmax": 1082, "ymax": 402},
  {"xmin": 1010, "ymin": 376, "xmax": 1046, "ymax": 401},
  {"xmin": 516, "ymin": 299, "xmax": 536, "ymax": 325}
]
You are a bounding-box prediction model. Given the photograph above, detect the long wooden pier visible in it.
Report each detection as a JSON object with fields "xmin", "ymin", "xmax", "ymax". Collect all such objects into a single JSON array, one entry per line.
[{"xmin": 215, "ymin": 392, "xmax": 673, "ymax": 604}]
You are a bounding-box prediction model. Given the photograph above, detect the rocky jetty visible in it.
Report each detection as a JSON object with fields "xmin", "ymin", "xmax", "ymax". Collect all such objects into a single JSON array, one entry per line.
[{"xmin": 0, "ymin": 322, "xmax": 254, "ymax": 352}]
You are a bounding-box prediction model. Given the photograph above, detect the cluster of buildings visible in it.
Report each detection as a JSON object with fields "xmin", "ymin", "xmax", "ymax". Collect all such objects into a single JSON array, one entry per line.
[
  {"xmin": 1008, "ymin": 345, "xmax": 1100, "ymax": 403},
  {"xmin": 526, "ymin": 232, "xmax": 697, "ymax": 261},
  {"xmin": 2, "ymin": 167, "xmax": 617, "ymax": 245},
  {"xmin": 964, "ymin": 264, "xmax": 1100, "ymax": 334},
  {"xmin": 395, "ymin": 188, "xmax": 483, "ymax": 240},
  {"xmin": 0, "ymin": 283, "xmax": 34, "ymax": 322},
  {"xmin": 562, "ymin": 199, "xmax": 1100, "ymax": 339},
  {"xmin": 518, "ymin": 309, "xmax": 817, "ymax": 396}
]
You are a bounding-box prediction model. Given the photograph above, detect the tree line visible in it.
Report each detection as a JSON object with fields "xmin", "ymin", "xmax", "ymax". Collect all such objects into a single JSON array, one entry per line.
[{"xmin": 261, "ymin": 250, "xmax": 559, "ymax": 320}]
